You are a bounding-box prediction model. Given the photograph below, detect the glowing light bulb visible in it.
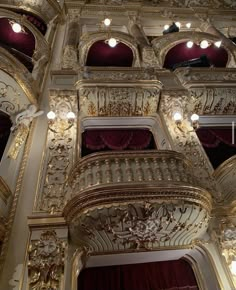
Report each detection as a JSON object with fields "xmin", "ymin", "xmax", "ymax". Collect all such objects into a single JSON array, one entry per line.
[
  {"xmin": 173, "ymin": 112, "xmax": 182, "ymax": 122},
  {"xmin": 186, "ymin": 22, "xmax": 191, "ymax": 28},
  {"xmin": 66, "ymin": 111, "xmax": 75, "ymax": 119},
  {"xmin": 187, "ymin": 41, "xmax": 194, "ymax": 48},
  {"xmin": 47, "ymin": 111, "xmax": 56, "ymax": 120},
  {"xmin": 108, "ymin": 37, "xmax": 117, "ymax": 48},
  {"xmin": 175, "ymin": 22, "xmax": 181, "ymax": 28},
  {"xmin": 103, "ymin": 18, "xmax": 111, "ymax": 26},
  {"xmin": 12, "ymin": 22, "xmax": 22, "ymax": 33},
  {"xmin": 191, "ymin": 113, "xmax": 199, "ymax": 122},
  {"xmin": 200, "ymin": 40, "xmax": 209, "ymax": 49},
  {"xmin": 214, "ymin": 40, "xmax": 222, "ymax": 48},
  {"xmin": 164, "ymin": 24, "xmax": 170, "ymax": 31}
]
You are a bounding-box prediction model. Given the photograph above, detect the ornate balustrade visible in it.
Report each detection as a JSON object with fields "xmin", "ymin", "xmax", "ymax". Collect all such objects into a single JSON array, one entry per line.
[{"xmin": 64, "ymin": 150, "xmax": 212, "ymax": 253}]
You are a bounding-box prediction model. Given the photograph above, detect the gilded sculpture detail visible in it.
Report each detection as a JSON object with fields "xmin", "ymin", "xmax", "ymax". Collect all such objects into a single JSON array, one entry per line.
[
  {"xmin": 28, "ymin": 230, "xmax": 66, "ymax": 290},
  {"xmin": 8, "ymin": 105, "xmax": 43, "ymax": 159}
]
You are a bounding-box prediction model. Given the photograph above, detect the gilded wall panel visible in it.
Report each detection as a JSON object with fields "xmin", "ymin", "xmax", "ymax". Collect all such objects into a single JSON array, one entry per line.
[{"xmin": 34, "ymin": 91, "xmax": 77, "ymax": 214}]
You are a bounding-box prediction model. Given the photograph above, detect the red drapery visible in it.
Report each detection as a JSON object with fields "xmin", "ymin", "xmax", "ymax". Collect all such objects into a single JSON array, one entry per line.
[
  {"xmin": 197, "ymin": 128, "xmax": 236, "ymax": 148},
  {"xmin": 78, "ymin": 259, "xmax": 199, "ymax": 290},
  {"xmin": 83, "ymin": 129, "xmax": 153, "ymax": 151}
]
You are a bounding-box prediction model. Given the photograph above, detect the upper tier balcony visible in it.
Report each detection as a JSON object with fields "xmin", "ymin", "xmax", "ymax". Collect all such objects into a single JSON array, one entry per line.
[{"xmin": 64, "ymin": 150, "xmax": 212, "ymax": 253}]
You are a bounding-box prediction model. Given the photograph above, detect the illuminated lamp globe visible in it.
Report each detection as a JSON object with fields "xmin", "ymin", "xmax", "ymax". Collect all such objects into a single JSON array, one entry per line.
[
  {"xmin": 200, "ymin": 40, "xmax": 209, "ymax": 49},
  {"xmin": 186, "ymin": 41, "xmax": 194, "ymax": 48},
  {"xmin": 108, "ymin": 37, "xmax": 117, "ymax": 48},
  {"xmin": 214, "ymin": 40, "xmax": 222, "ymax": 48},
  {"xmin": 47, "ymin": 111, "xmax": 56, "ymax": 120},
  {"xmin": 164, "ymin": 24, "xmax": 170, "ymax": 31},
  {"xmin": 190, "ymin": 113, "xmax": 199, "ymax": 122},
  {"xmin": 186, "ymin": 22, "xmax": 191, "ymax": 28},
  {"xmin": 175, "ymin": 22, "xmax": 181, "ymax": 28},
  {"xmin": 12, "ymin": 22, "xmax": 22, "ymax": 33},
  {"xmin": 104, "ymin": 18, "xmax": 111, "ymax": 26},
  {"xmin": 66, "ymin": 111, "xmax": 75, "ymax": 119},
  {"xmin": 173, "ymin": 112, "xmax": 182, "ymax": 122}
]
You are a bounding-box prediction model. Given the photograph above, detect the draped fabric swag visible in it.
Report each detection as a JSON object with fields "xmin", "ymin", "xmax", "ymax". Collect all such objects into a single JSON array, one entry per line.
[
  {"xmin": 82, "ymin": 129, "xmax": 153, "ymax": 155},
  {"xmin": 78, "ymin": 259, "xmax": 199, "ymax": 290},
  {"xmin": 197, "ymin": 128, "xmax": 236, "ymax": 148},
  {"xmin": 196, "ymin": 128, "xmax": 236, "ymax": 168}
]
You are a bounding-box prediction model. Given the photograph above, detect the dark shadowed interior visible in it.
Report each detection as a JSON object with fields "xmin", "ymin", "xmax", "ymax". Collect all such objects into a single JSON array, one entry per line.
[{"xmin": 86, "ymin": 40, "xmax": 134, "ymax": 67}]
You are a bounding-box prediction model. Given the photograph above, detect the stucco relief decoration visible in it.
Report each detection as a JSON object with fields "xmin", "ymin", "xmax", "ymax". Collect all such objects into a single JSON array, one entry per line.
[
  {"xmin": 79, "ymin": 86, "xmax": 160, "ymax": 117},
  {"xmin": 150, "ymin": 0, "xmax": 236, "ymax": 8},
  {"xmin": 61, "ymin": 45, "xmax": 78, "ymax": 70},
  {"xmin": 7, "ymin": 105, "xmax": 43, "ymax": 159},
  {"xmin": 28, "ymin": 230, "xmax": 66, "ymax": 290},
  {"xmin": 189, "ymin": 88, "xmax": 236, "ymax": 115},
  {"xmin": 0, "ymin": 81, "xmax": 21, "ymax": 114},
  {"xmin": 36, "ymin": 92, "xmax": 77, "ymax": 214},
  {"xmin": 160, "ymin": 91, "xmax": 221, "ymax": 198},
  {"xmin": 71, "ymin": 202, "xmax": 209, "ymax": 251}
]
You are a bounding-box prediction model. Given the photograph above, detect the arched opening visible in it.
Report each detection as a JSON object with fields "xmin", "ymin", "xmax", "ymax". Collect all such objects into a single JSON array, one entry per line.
[
  {"xmin": 0, "ymin": 111, "xmax": 12, "ymax": 161},
  {"xmin": 0, "ymin": 17, "xmax": 35, "ymax": 71},
  {"xmin": 164, "ymin": 42, "xmax": 228, "ymax": 69},
  {"xmin": 77, "ymin": 259, "xmax": 199, "ymax": 290},
  {"xmin": 86, "ymin": 40, "xmax": 134, "ymax": 67}
]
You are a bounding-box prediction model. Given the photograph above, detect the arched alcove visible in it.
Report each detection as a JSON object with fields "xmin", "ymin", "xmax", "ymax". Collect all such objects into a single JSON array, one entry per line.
[
  {"xmin": 164, "ymin": 42, "xmax": 228, "ymax": 69},
  {"xmin": 86, "ymin": 40, "xmax": 134, "ymax": 67},
  {"xmin": 0, "ymin": 111, "xmax": 12, "ymax": 161},
  {"xmin": 0, "ymin": 17, "xmax": 35, "ymax": 71}
]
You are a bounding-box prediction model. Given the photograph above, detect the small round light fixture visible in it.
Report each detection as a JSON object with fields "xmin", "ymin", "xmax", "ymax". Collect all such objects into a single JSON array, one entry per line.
[
  {"xmin": 47, "ymin": 111, "xmax": 56, "ymax": 120},
  {"xmin": 186, "ymin": 41, "xmax": 194, "ymax": 48},
  {"xmin": 186, "ymin": 22, "xmax": 191, "ymax": 28},
  {"xmin": 214, "ymin": 40, "xmax": 222, "ymax": 48},
  {"xmin": 108, "ymin": 37, "xmax": 117, "ymax": 48},
  {"xmin": 175, "ymin": 22, "xmax": 181, "ymax": 28},
  {"xmin": 164, "ymin": 24, "xmax": 170, "ymax": 31},
  {"xmin": 103, "ymin": 18, "xmax": 111, "ymax": 27},
  {"xmin": 200, "ymin": 40, "xmax": 209, "ymax": 49},
  {"xmin": 190, "ymin": 113, "xmax": 199, "ymax": 122},
  {"xmin": 12, "ymin": 22, "xmax": 22, "ymax": 33},
  {"xmin": 66, "ymin": 111, "xmax": 75, "ymax": 119},
  {"xmin": 173, "ymin": 112, "xmax": 182, "ymax": 122}
]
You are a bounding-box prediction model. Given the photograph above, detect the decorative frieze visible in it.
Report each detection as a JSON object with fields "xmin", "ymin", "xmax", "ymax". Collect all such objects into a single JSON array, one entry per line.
[
  {"xmin": 78, "ymin": 86, "xmax": 161, "ymax": 117},
  {"xmin": 175, "ymin": 68, "xmax": 236, "ymax": 88},
  {"xmin": 190, "ymin": 88, "xmax": 236, "ymax": 115}
]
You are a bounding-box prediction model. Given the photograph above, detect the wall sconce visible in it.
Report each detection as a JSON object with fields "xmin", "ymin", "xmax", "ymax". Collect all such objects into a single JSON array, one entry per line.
[
  {"xmin": 103, "ymin": 18, "xmax": 112, "ymax": 27},
  {"xmin": 47, "ymin": 110, "xmax": 76, "ymax": 134},
  {"xmin": 190, "ymin": 113, "xmax": 199, "ymax": 130},
  {"xmin": 173, "ymin": 112, "xmax": 200, "ymax": 131},
  {"xmin": 9, "ymin": 20, "xmax": 27, "ymax": 34}
]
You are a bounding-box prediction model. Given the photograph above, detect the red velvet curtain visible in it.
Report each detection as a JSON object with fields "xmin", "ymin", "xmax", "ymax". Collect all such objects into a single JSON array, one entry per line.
[
  {"xmin": 197, "ymin": 128, "xmax": 236, "ymax": 148},
  {"xmin": 83, "ymin": 129, "xmax": 153, "ymax": 151},
  {"xmin": 78, "ymin": 260, "xmax": 199, "ymax": 290}
]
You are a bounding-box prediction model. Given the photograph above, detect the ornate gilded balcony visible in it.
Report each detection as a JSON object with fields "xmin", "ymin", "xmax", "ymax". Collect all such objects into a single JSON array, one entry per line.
[{"xmin": 64, "ymin": 150, "xmax": 212, "ymax": 253}]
